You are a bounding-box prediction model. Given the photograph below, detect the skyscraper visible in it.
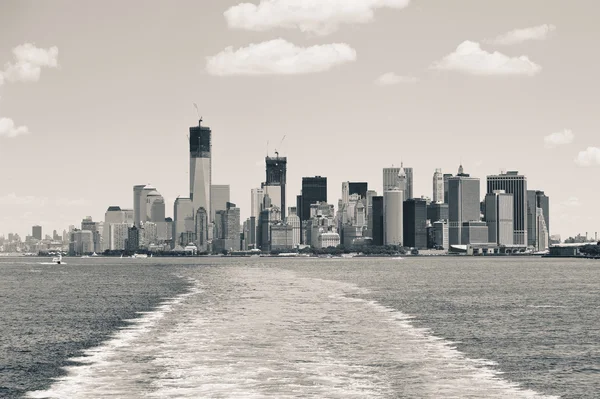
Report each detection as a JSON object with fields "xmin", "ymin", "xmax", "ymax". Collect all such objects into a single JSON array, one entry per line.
[
  {"xmin": 263, "ymin": 155, "xmax": 287, "ymax": 219},
  {"xmin": 383, "ymin": 166, "xmax": 411, "ymax": 197},
  {"xmin": 536, "ymin": 191, "xmax": 550, "ymax": 236},
  {"xmin": 133, "ymin": 185, "xmax": 145, "ymax": 227},
  {"xmin": 173, "ymin": 197, "xmax": 194, "ymax": 248},
  {"xmin": 190, "ymin": 118, "xmax": 212, "ymax": 223},
  {"xmin": 485, "ymin": 190, "xmax": 514, "ymax": 246},
  {"xmin": 433, "ymin": 169, "xmax": 444, "ymax": 203},
  {"xmin": 526, "ymin": 190, "xmax": 538, "ymax": 247},
  {"xmin": 384, "ymin": 189, "xmax": 404, "ymax": 246},
  {"xmin": 443, "ymin": 174, "xmax": 453, "ymax": 203},
  {"xmin": 251, "ymin": 188, "xmax": 265, "ymax": 219},
  {"xmin": 211, "ymin": 184, "xmax": 230, "ymax": 221},
  {"xmin": 448, "ymin": 165, "xmax": 481, "ymax": 245},
  {"xmin": 301, "ymin": 176, "xmax": 327, "ymax": 222},
  {"xmin": 487, "ymin": 171, "xmax": 528, "ymax": 245},
  {"xmin": 403, "ymin": 198, "xmax": 428, "ymax": 249},
  {"xmin": 372, "ymin": 196, "xmax": 384, "ymax": 246},
  {"xmin": 32, "ymin": 225, "xmax": 42, "ymax": 241}
]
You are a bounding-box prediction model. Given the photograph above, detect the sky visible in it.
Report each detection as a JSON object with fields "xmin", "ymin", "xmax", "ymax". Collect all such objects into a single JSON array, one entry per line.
[{"xmin": 0, "ymin": 0, "xmax": 599, "ymax": 240}]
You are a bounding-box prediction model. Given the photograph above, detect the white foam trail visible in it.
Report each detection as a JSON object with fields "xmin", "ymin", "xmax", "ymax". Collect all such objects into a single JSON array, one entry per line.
[{"xmin": 26, "ymin": 268, "xmax": 558, "ymax": 399}]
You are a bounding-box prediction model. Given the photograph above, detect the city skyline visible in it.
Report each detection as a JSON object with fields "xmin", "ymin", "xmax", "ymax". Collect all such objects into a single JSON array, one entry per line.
[{"xmin": 1, "ymin": 0, "xmax": 600, "ymax": 238}]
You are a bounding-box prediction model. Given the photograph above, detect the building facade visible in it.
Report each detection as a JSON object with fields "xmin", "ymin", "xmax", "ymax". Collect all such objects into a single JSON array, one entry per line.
[
  {"xmin": 487, "ymin": 171, "xmax": 528, "ymax": 246},
  {"xmin": 448, "ymin": 166, "xmax": 481, "ymax": 245},
  {"xmin": 432, "ymin": 169, "xmax": 444, "ymax": 203},
  {"xmin": 403, "ymin": 198, "xmax": 428, "ymax": 249},
  {"xmin": 485, "ymin": 190, "xmax": 514, "ymax": 246}
]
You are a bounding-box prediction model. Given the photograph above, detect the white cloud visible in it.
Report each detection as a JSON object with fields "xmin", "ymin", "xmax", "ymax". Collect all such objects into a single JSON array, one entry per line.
[
  {"xmin": 544, "ymin": 129, "xmax": 574, "ymax": 148},
  {"xmin": 375, "ymin": 72, "xmax": 418, "ymax": 86},
  {"xmin": 574, "ymin": 147, "xmax": 600, "ymax": 167},
  {"xmin": 224, "ymin": 0, "xmax": 411, "ymax": 36},
  {"xmin": 55, "ymin": 198, "xmax": 86, "ymax": 206},
  {"xmin": 487, "ymin": 24, "xmax": 556, "ymax": 46},
  {"xmin": 0, "ymin": 193, "xmax": 48, "ymax": 206},
  {"xmin": 430, "ymin": 41, "xmax": 541, "ymax": 76},
  {"xmin": 0, "ymin": 117, "xmax": 29, "ymax": 138},
  {"xmin": 2, "ymin": 43, "xmax": 59, "ymax": 83},
  {"xmin": 206, "ymin": 39, "xmax": 357, "ymax": 76},
  {"xmin": 562, "ymin": 197, "xmax": 581, "ymax": 207}
]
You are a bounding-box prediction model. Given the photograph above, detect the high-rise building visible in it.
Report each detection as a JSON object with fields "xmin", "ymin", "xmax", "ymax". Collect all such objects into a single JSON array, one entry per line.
[
  {"xmin": 536, "ymin": 208, "xmax": 549, "ymax": 251},
  {"xmin": 384, "ymin": 189, "xmax": 404, "ymax": 246},
  {"xmin": 403, "ymin": 198, "xmax": 428, "ymax": 249},
  {"xmin": 301, "ymin": 177, "xmax": 327, "ymax": 222},
  {"xmin": 126, "ymin": 226, "xmax": 140, "ymax": 252},
  {"xmin": 195, "ymin": 207, "xmax": 209, "ymax": 252},
  {"xmin": 487, "ymin": 171, "xmax": 528, "ymax": 245},
  {"xmin": 485, "ymin": 190, "xmax": 514, "ymax": 246},
  {"xmin": 342, "ymin": 182, "xmax": 368, "ymax": 202},
  {"xmin": 133, "ymin": 185, "xmax": 145, "ymax": 227},
  {"xmin": 443, "ymin": 174, "xmax": 453, "ymax": 203},
  {"xmin": 70, "ymin": 230, "xmax": 94, "ymax": 255},
  {"xmin": 427, "ymin": 202, "xmax": 449, "ymax": 223},
  {"xmin": 286, "ymin": 207, "xmax": 301, "ymax": 247},
  {"xmin": 81, "ymin": 216, "xmax": 102, "ymax": 253},
  {"xmin": 526, "ymin": 190, "xmax": 538, "ymax": 247},
  {"xmin": 251, "ymin": 188, "xmax": 265, "ymax": 219},
  {"xmin": 448, "ymin": 165, "xmax": 480, "ymax": 245},
  {"xmin": 536, "ymin": 191, "xmax": 550, "ymax": 236},
  {"xmin": 173, "ymin": 197, "xmax": 194, "ymax": 248},
  {"xmin": 32, "ymin": 225, "xmax": 42, "ymax": 241},
  {"xmin": 433, "ymin": 169, "xmax": 444, "ymax": 203},
  {"xmin": 404, "ymin": 166, "xmax": 414, "ymax": 199},
  {"xmin": 263, "ymin": 155, "xmax": 287, "ymax": 220},
  {"xmin": 211, "ymin": 185, "xmax": 230, "ymax": 221},
  {"xmin": 190, "ymin": 118, "xmax": 212, "ymax": 223},
  {"xmin": 372, "ymin": 196, "xmax": 384, "ymax": 246}
]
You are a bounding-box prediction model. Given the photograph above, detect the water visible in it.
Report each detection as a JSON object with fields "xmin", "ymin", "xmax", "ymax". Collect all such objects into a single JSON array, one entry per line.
[{"xmin": 1, "ymin": 256, "xmax": 598, "ymax": 398}]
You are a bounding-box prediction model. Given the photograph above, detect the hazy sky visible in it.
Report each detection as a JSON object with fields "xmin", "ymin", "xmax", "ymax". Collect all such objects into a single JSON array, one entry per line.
[{"xmin": 1, "ymin": 0, "xmax": 599, "ymax": 239}]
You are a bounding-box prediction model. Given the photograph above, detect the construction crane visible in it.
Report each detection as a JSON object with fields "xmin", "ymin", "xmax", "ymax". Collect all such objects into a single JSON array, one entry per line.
[{"xmin": 274, "ymin": 135, "xmax": 286, "ymax": 158}]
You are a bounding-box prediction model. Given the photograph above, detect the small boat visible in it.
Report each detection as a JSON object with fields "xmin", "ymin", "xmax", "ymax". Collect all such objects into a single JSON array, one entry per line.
[
  {"xmin": 52, "ymin": 254, "xmax": 63, "ymax": 264},
  {"xmin": 131, "ymin": 253, "xmax": 148, "ymax": 259}
]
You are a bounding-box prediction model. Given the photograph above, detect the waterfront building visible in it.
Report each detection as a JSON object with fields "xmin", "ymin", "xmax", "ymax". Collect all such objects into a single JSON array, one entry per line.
[
  {"xmin": 448, "ymin": 165, "xmax": 480, "ymax": 245},
  {"xmin": 371, "ymin": 196, "xmax": 384, "ymax": 246},
  {"xmin": 126, "ymin": 226, "xmax": 140, "ymax": 252},
  {"xmin": 190, "ymin": 118, "xmax": 212, "ymax": 223},
  {"xmin": 69, "ymin": 230, "xmax": 94, "ymax": 255},
  {"xmin": 251, "ymin": 188, "xmax": 265, "ymax": 218},
  {"xmin": 536, "ymin": 191, "xmax": 550, "ymax": 236},
  {"xmin": 403, "ymin": 198, "xmax": 428, "ymax": 249},
  {"xmin": 485, "ymin": 190, "xmax": 514, "ymax": 246},
  {"xmin": 536, "ymin": 208, "xmax": 549, "ymax": 251},
  {"xmin": 173, "ymin": 197, "xmax": 195, "ymax": 248},
  {"xmin": 133, "ymin": 185, "xmax": 145, "ymax": 227},
  {"xmin": 108, "ymin": 223, "xmax": 129, "ymax": 250},
  {"xmin": 527, "ymin": 190, "xmax": 538, "ymax": 247},
  {"xmin": 318, "ymin": 232, "xmax": 340, "ymax": 249},
  {"xmin": 384, "ymin": 188, "xmax": 404, "ymax": 246},
  {"xmin": 460, "ymin": 221, "xmax": 489, "ymax": 245},
  {"xmin": 270, "ymin": 224, "xmax": 294, "ymax": 251},
  {"xmin": 432, "ymin": 221, "xmax": 449, "ymax": 249},
  {"xmin": 433, "ymin": 169, "xmax": 444, "ymax": 203},
  {"xmin": 81, "ymin": 216, "xmax": 102, "ymax": 253},
  {"xmin": 487, "ymin": 171, "xmax": 528, "ymax": 246},
  {"xmin": 195, "ymin": 207, "xmax": 209, "ymax": 252}
]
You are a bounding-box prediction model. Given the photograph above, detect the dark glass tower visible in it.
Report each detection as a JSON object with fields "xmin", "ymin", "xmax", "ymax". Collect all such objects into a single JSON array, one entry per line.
[
  {"xmin": 372, "ymin": 196, "xmax": 384, "ymax": 246},
  {"xmin": 301, "ymin": 176, "xmax": 327, "ymax": 221},
  {"xmin": 348, "ymin": 182, "xmax": 368, "ymax": 200},
  {"xmin": 403, "ymin": 198, "xmax": 428, "ymax": 249}
]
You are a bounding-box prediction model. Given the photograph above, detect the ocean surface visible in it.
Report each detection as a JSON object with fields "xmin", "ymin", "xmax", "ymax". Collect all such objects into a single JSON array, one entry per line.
[{"xmin": 0, "ymin": 256, "xmax": 598, "ymax": 398}]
